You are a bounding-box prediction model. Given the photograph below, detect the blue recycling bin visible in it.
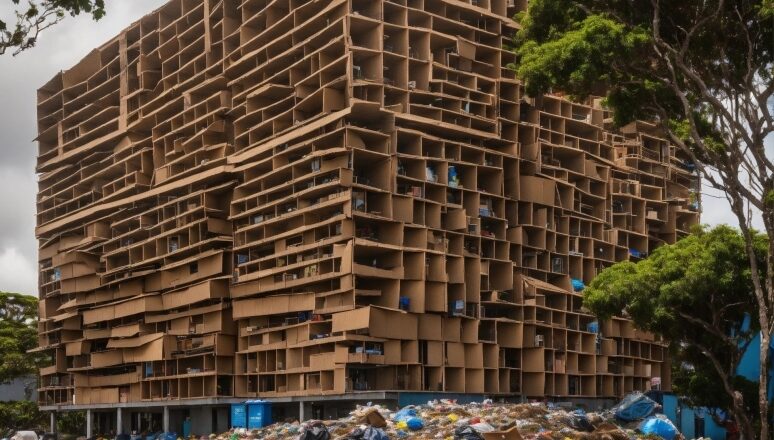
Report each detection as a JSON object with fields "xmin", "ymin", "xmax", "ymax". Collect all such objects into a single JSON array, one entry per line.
[
  {"xmin": 231, "ymin": 403, "xmax": 247, "ymax": 428},
  {"xmin": 246, "ymin": 400, "xmax": 272, "ymax": 428}
]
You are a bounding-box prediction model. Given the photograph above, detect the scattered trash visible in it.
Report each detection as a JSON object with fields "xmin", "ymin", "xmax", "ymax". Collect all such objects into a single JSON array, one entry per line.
[{"xmin": 208, "ymin": 394, "xmax": 683, "ymax": 440}]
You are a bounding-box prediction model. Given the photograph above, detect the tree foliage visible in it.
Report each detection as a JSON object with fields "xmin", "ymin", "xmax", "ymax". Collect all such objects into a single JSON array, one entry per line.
[
  {"xmin": 513, "ymin": 2, "xmax": 773, "ymax": 438},
  {"xmin": 0, "ymin": 400, "xmax": 45, "ymax": 434},
  {"xmin": 0, "ymin": 292, "xmax": 44, "ymax": 384},
  {"xmin": 0, "ymin": 0, "xmax": 105, "ymax": 55},
  {"xmin": 584, "ymin": 226, "xmax": 767, "ymax": 438}
]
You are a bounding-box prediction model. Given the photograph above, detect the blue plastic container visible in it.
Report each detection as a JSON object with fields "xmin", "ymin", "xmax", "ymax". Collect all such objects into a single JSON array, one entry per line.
[
  {"xmin": 231, "ymin": 403, "xmax": 247, "ymax": 428},
  {"xmin": 246, "ymin": 400, "xmax": 272, "ymax": 428}
]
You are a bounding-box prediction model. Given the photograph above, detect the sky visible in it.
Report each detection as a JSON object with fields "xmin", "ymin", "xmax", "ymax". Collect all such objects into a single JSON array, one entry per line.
[
  {"xmin": 0, "ymin": 1, "xmax": 168, "ymax": 295},
  {"xmin": 0, "ymin": 0, "xmax": 767, "ymax": 297}
]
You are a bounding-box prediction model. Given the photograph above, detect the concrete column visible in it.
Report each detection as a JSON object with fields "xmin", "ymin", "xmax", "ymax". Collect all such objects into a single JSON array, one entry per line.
[
  {"xmin": 163, "ymin": 406, "xmax": 170, "ymax": 433},
  {"xmin": 117, "ymin": 408, "xmax": 123, "ymax": 435},
  {"xmin": 299, "ymin": 401, "xmax": 305, "ymax": 422},
  {"xmin": 86, "ymin": 409, "xmax": 93, "ymax": 438},
  {"xmin": 50, "ymin": 412, "xmax": 57, "ymax": 433}
]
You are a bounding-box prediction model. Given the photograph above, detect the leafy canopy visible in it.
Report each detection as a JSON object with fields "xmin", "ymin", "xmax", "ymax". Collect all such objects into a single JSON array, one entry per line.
[
  {"xmin": 1, "ymin": 1, "xmax": 105, "ymax": 55},
  {"xmin": 583, "ymin": 225, "xmax": 767, "ymax": 419},
  {"xmin": 512, "ymin": 0, "xmax": 774, "ymax": 126},
  {"xmin": 0, "ymin": 292, "xmax": 45, "ymax": 384}
]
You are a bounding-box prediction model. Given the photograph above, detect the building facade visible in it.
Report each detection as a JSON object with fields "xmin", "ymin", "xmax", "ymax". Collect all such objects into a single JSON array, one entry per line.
[{"xmin": 35, "ymin": 0, "xmax": 699, "ymax": 424}]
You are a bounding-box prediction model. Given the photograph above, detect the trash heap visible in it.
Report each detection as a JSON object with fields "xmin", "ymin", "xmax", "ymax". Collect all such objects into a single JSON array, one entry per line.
[{"xmin": 222, "ymin": 393, "xmax": 684, "ymax": 440}]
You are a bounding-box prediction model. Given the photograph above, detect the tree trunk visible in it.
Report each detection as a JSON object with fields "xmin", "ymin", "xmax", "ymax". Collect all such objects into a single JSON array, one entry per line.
[{"xmin": 762, "ymin": 210, "xmax": 774, "ymax": 440}]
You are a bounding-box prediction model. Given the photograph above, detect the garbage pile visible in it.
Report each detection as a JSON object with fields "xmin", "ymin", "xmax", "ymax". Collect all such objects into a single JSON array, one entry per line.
[{"xmin": 221, "ymin": 392, "xmax": 683, "ymax": 440}]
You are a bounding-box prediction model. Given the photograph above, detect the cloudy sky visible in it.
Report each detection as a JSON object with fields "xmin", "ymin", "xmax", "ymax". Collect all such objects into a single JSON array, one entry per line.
[
  {"xmin": 0, "ymin": 1, "xmax": 167, "ymax": 295},
  {"xmin": 0, "ymin": 1, "xmax": 767, "ymax": 296}
]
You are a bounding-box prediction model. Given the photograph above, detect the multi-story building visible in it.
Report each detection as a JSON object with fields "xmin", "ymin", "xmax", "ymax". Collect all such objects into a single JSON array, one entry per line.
[{"xmin": 34, "ymin": 0, "xmax": 700, "ymax": 434}]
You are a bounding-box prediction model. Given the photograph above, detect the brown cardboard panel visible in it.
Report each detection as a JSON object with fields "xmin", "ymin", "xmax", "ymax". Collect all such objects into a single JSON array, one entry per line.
[
  {"xmin": 233, "ymin": 292, "xmax": 316, "ymax": 319},
  {"xmin": 91, "ymin": 350, "xmax": 124, "ymax": 368},
  {"xmin": 162, "ymin": 278, "xmax": 228, "ymax": 309},
  {"xmin": 418, "ymin": 314, "xmax": 443, "ymax": 341},
  {"xmin": 332, "ymin": 306, "xmax": 417, "ymax": 340},
  {"xmin": 482, "ymin": 427, "xmax": 523, "ymax": 440}
]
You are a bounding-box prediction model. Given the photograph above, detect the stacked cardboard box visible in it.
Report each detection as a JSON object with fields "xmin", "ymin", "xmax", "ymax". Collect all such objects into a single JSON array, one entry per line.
[{"xmin": 35, "ymin": 0, "xmax": 699, "ymax": 407}]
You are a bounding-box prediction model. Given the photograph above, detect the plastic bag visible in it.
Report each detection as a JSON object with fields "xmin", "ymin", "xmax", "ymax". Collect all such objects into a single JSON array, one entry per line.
[
  {"xmin": 470, "ymin": 422, "xmax": 495, "ymax": 433},
  {"xmin": 346, "ymin": 427, "xmax": 390, "ymax": 440},
  {"xmin": 406, "ymin": 417, "xmax": 424, "ymax": 431},
  {"xmin": 639, "ymin": 416, "xmax": 678, "ymax": 440},
  {"xmin": 454, "ymin": 426, "xmax": 484, "ymax": 440},
  {"xmin": 394, "ymin": 407, "xmax": 418, "ymax": 421},
  {"xmin": 567, "ymin": 409, "xmax": 593, "ymax": 432},
  {"xmin": 300, "ymin": 422, "xmax": 330, "ymax": 440},
  {"xmin": 613, "ymin": 392, "xmax": 657, "ymax": 421}
]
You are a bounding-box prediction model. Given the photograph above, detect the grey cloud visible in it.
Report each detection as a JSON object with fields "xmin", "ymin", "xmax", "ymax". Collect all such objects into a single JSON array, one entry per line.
[{"xmin": 0, "ymin": 0, "xmax": 168, "ymax": 295}]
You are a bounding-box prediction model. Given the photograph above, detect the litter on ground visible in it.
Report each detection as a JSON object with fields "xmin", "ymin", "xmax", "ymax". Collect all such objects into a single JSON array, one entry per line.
[{"xmin": 201, "ymin": 394, "xmax": 688, "ymax": 440}]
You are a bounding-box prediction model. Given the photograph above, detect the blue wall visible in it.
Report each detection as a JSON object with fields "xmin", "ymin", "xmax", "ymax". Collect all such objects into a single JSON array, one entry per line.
[
  {"xmin": 663, "ymin": 394, "xmax": 727, "ymax": 440},
  {"xmin": 736, "ymin": 331, "xmax": 774, "ymax": 398}
]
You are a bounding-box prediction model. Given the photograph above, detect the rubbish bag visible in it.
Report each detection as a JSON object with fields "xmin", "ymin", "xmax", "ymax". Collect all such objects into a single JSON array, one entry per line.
[
  {"xmin": 406, "ymin": 417, "xmax": 424, "ymax": 431},
  {"xmin": 454, "ymin": 426, "xmax": 484, "ymax": 440},
  {"xmin": 347, "ymin": 427, "xmax": 390, "ymax": 440},
  {"xmin": 164, "ymin": 433, "xmax": 177, "ymax": 440},
  {"xmin": 639, "ymin": 416, "xmax": 678, "ymax": 440},
  {"xmin": 300, "ymin": 422, "xmax": 330, "ymax": 440},
  {"xmin": 394, "ymin": 407, "xmax": 418, "ymax": 421},
  {"xmin": 470, "ymin": 422, "xmax": 495, "ymax": 433},
  {"xmin": 613, "ymin": 392, "xmax": 657, "ymax": 421},
  {"xmin": 567, "ymin": 409, "xmax": 593, "ymax": 432}
]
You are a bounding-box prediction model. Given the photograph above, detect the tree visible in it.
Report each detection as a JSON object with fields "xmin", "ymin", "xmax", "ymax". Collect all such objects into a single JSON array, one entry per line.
[
  {"xmin": 512, "ymin": 1, "xmax": 774, "ymax": 438},
  {"xmin": 57, "ymin": 411, "xmax": 86, "ymax": 436},
  {"xmin": 0, "ymin": 400, "xmax": 45, "ymax": 434},
  {"xmin": 0, "ymin": 292, "xmax": 44, "ymax": 384},
  {"xmin": 584, "ymin": 225, "xmax": 768, "ymax": 439},
  {"xmin": 0, "ymin": 0, "xmax": 105, "ymax": 55}
]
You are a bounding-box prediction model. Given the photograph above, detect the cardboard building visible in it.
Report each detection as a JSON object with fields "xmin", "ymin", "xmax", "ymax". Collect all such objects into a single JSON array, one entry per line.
[{"xmin": 35, "ymin": 0, "xmax": 700, "ymax": 411}]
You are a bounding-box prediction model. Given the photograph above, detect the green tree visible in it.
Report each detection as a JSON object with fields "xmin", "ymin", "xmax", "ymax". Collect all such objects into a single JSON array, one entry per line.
[
  {"xmin": 512, "ymin": 2, "xmax": 773, "ymax": 438},
  {"xmin": 0, "ymin": 292, "xmax": 49, "ymax": 433},
  {"xmin": 0, "ymin": 400, "xmax": 45, "ymax": 434},
  {"xmin": 57, "ymin": 411, "xmax": 86, "ymax": 436},
  {"xmin": 0, "ymin": 0, "xmax": 105, "ymax": 55},
  {"xmin": 0, "ymin": 292, "xmax": 44, "ymax": 383},
  {"xmin": 584, "ymin": 225, "xmax": 768, "ymax": 439}
]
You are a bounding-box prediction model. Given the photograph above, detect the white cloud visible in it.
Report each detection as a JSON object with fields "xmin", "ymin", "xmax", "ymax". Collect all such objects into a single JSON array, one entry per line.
[{"xmin": 0, "ymin": 248, "xmax": 38, "ymax": 295}]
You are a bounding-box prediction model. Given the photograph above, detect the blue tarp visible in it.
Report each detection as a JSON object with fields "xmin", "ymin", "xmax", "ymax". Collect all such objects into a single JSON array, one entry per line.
[
  {"xmin": 640, "ymin": 416, "xmax": 678, "ymax": 439},
  {"xmin": 614, "ymin": 392, "xmax": 657, "ymax": 421}
]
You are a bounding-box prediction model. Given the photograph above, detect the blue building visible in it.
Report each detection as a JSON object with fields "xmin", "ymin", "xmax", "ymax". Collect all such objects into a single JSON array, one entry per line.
[{"xmin": 661, "ymin": 317, "xmax": 774, "ymax": 439}]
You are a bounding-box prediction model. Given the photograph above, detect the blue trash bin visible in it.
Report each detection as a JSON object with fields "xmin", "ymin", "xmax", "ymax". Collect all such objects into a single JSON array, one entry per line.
[
  {"xmin": 231, "ymin": 403, "xmax": 247, "ymax": 428},
  {"xmin": 246, "ymin": 400, "xmax": 272, "ymax": 429}
]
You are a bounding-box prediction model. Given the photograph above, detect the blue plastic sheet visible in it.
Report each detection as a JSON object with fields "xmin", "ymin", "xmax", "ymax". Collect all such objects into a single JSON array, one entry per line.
[
  {"xmin": 394, "ymin": 407, "xmax": 418, "ymax": 421},
  {"xmin": 614, "ymin": 392, "xmax": 657, "ymax": 421},
  {"xmin": 571, "ymin": 278, "xmax": 585, "ymax": 292},
  {"xmin": 640, "ymin": 416, "xmax": 678, "ymax": 439},
  {"xmin": 406, "ymin": 417, "xmax": 424, "ymax": 431}
]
